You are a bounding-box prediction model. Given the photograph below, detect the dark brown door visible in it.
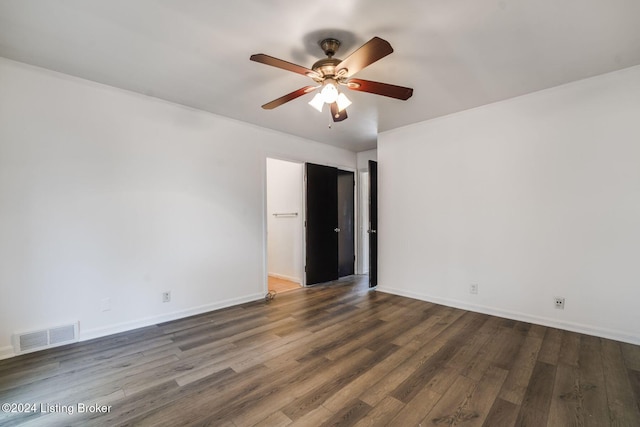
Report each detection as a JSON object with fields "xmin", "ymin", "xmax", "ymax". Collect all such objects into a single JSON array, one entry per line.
[
  {"xmin": 369, "ymin": 160, "xmax": 378, "ymax": 288},
  {"xmin": 305, "ymin": 163, "xmax": 338, "ymax": 285},
  {"xmin": 338, "ymin": 170, "xmax": 355, "ymax": 277}
]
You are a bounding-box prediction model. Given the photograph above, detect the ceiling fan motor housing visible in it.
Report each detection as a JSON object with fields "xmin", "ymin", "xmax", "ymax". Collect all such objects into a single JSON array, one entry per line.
[
  {"xmin": 311, "ymin": 58, "xmax": 341, "ymax": 81},
  {"xmin": 311, "ymin": 38, "xmax": 352, "ymax": 83}
]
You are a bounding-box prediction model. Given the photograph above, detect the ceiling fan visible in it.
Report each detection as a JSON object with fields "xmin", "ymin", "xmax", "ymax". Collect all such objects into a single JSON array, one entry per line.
[{"xmin": 250, "ymin": 37, "xmax": 413, "ymax": 122}]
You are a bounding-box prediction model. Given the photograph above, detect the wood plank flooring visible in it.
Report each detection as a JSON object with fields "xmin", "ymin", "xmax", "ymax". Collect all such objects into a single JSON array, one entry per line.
[
  {"xmin": 268, "ymin": 276, "xmax": 301, "ymax": 294},
  {"xmin": 1, "ymin": 275, "xmax": 639, "ymax": 426}
]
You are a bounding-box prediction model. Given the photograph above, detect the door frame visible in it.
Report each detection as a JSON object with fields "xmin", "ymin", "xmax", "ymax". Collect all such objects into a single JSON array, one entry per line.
[
  {"xmin": 263, "ymin": 156, "xmax": 358, "ymax": 294},
  {"xmin": 357, "ymin": 170, "xmax": 370, "ymax": 275},
  {"xmin": 264, "ymin": 156, "xmax": 306, "ymax": 294}
]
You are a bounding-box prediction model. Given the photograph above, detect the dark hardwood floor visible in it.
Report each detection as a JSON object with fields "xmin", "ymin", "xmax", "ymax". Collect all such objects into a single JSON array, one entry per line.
[{"xmin": 1, "ymin": 275, "xmax": 639, "ymax": 426}]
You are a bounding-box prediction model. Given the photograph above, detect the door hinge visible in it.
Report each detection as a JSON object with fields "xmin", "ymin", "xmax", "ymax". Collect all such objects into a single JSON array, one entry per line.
[{"xmin": 304, "ymin": 265, "xmax": 307, "ymax": 272}]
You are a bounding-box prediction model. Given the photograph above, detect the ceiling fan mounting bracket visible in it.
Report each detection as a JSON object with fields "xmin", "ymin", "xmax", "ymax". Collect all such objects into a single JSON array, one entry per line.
[{"xmin": 319, "ymin": 38, "xmax": 341, "ymax": 57}]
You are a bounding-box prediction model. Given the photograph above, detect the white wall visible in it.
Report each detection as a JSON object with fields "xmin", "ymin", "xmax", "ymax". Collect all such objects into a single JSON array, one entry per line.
[
  {"xmin": 356, "ymin": 149, "xmax": 376, "ymax": 274},
  {"xmin": 356, "ymin": 149, "xmax": 377, "ymax": 172},
  {"xmin": 379, "ymin": 65, "xmax": 640, "ymax": 345},
  {"xmin": 266, "ymin": 158, "xmax": 303, "ymax": 283},
  {"xmin": 0, "ymin": 58, "xmax": 356, "ymax": 358}
]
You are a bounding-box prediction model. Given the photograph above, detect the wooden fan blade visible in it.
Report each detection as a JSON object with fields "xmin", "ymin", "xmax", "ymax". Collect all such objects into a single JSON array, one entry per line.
[
  {"xmin": 261, "ymin": 86, "xmax": 317, "ymax": 110},
  {"xmin": 335, "ymin": 37, "xmax": 394, "ymax": 77},
  {"xmin": 250, "ymin": 54, "xmax": 319, "ymax": 78},
  {"xmin": 346, "ymin": 78, "xmax": 413, "ymax": 100},
  {"xmin": 330, "ymin": 102, "xmax": 348, "ymax": 122}
]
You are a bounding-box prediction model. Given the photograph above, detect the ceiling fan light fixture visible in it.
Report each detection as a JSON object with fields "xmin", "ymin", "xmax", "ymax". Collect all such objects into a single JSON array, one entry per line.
[
  {"xmin": 336, "ymin": 92, "xmax": 352, "ymax": 112},
  {"xmin": 320, "ymin": 80, "xmax": 339, "ymax": 104},
  {"xmin": 308, "ymin": 93, "xmax": 324, "ymax": 112}
]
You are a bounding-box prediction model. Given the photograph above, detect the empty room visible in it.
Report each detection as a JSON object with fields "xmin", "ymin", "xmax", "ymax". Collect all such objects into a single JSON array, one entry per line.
[{"xmin": 1, "ymin": 1, "xmax": 639, "ymax": 426}]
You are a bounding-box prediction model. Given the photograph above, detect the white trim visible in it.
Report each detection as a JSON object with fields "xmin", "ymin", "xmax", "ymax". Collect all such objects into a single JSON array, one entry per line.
[
  {"xmin": 0, "ymin": 293, "xmax": 264, "ymax": 360},
  {"xmin": 79, "ymin": 293, "xmax": 264, "ymax": 343},
  {"xmin": 0, "ymin": 345, "xmax": 14, "ymax": 360},
  {"xmin": 357, "ymin": 170, "xmax": 370, "ymax": 275},
  {"xmin": 378, "ymin": 286, "xmax": 640, "ymax": 346},
  {"xmin": 267, "ymin": 273, "xmax": 301, "ymax": 284}
]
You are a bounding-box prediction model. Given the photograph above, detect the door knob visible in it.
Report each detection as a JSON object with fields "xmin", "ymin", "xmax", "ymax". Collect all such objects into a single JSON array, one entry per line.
[
  {"xmin": 334, "ymin": 228, "xmax": 341, "ymax": 232},
  {"xmin": 368, "ymin": 229, "xmax": 377, "ymax": 234}
]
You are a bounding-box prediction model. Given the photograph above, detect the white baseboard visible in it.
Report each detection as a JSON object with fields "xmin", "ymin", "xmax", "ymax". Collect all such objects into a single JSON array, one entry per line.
[
  {"xmin": 0, "ymin": 293, "xmax": 265, "ymax": 360},
  {"xmin": 378, "ymin": 286, "xmax": 640, "ymax": 346},
  {"xmin": 267, "ymin": 273, "xmax": 301, "ymax": 284},
  {"xmin": 79, "ymin": 293, "xmax": 265, "ymax": 343},
  {"xmin": 0, "ymin": 345, "xmax": 14, "ymax": 360}
]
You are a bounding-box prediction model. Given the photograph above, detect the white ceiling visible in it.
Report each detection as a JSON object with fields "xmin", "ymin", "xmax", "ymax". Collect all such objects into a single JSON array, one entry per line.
[{"xmin": 1, "ymin": 1, "xmax": 640, "ymax": 152}]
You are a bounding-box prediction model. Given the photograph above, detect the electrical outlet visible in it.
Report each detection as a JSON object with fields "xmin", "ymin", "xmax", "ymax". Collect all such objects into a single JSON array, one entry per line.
[
  {"xmin": 469, "ymin": 283, "xmax": 478, "ymax": 294},
  {"xmin": 162, "ymin": 291, "xmax": 171, "ymax": 303},
  {"xmin": 101, "ymin": 298, "xmax": 111, "ymax": 312},
  {"xmin": 554, "ymin": 297, "xmax": 565, "ymax": 309}
]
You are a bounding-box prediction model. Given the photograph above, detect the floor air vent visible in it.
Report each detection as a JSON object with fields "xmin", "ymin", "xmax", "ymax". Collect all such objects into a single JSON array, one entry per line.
[{"xmin": 13, "ymin": 323, "xmax": 79, "ymax": 354}]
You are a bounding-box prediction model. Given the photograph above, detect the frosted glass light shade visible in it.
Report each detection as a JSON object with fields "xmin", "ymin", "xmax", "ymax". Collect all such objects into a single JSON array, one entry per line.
[
  {"xmin": 320, "ymin": 82, "xmax": 339, "ymax": 103},
  {"xmin": 309, "ymin": 80, "xmax": 352, "ymax": 114},
  {"xmin": 336, "ymin": 93, "xmax": 352, "ymax": 111},
  {"xmin": 308, "ymin": 93, "xmax": 324, "ymax": 112}
]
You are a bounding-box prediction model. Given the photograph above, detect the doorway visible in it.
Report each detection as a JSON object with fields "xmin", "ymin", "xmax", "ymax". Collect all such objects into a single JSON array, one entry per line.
[
  {"xmin": 368, "ymin": 160, "xmax": 378, "ymax": 288},
  {"xmin": 266, "ymin": 158, "xmax": 304, "ymax": 293}
]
